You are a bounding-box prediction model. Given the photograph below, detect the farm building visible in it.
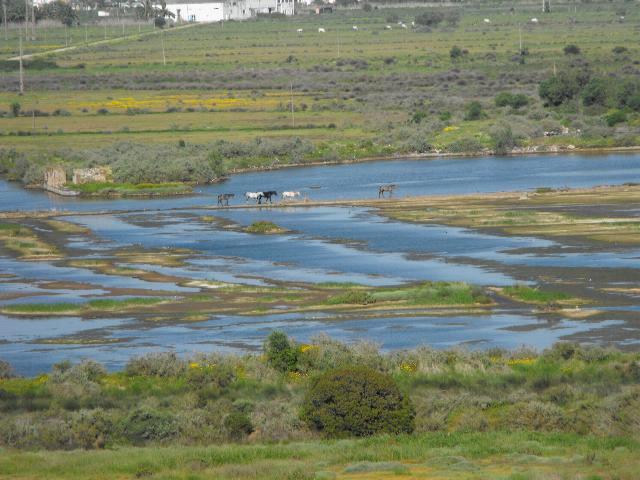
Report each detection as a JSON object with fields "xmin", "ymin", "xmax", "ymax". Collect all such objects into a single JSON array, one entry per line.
[
  {"xmin": 165, "ymin": 1, "xmax": 224, "ymax": 22},
  {"xmin": 223, "ymin": 0, "xmax": 294, "ymax": 20},
  {"xmin": 166, "ymin": 0, "xmax": 293, "ymax": 22}
]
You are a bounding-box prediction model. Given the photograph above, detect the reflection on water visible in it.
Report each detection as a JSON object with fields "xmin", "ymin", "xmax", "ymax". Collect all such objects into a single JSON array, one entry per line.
[{"xmin": 0, "ymin": 311, "xmax": 626, "ymax": 376}]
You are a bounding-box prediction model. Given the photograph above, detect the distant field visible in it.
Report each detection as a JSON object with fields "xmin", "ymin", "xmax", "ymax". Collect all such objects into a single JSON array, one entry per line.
[{"xmin": 0, "ymin": 1, "xmax": 639, "ymax": 183}]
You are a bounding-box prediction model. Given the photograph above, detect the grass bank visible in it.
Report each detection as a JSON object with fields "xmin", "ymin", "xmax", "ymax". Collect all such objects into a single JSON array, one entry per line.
[{"xmin": 68, "ymin": 181, "xmax": 193, "ymax": 197}]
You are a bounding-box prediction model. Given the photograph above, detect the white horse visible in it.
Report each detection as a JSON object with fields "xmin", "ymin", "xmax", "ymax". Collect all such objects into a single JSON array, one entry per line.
[
  {"xmin": 282, "ymin": 191, "xmax": 301, "ymax": 201},
  {"xmin": 245, "ymin": 192, "xmax": 262, "ymax": 203},
  {"xmin": 352, "ymin": 25, "xmax": 358, "ymax": 31}
]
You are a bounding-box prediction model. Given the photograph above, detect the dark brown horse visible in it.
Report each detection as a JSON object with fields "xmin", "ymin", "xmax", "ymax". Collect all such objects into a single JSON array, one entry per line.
[
  {"xmin": 378, "ymin": 184, "xmax": 396, "ymax": 198},
  {"xmin": 217, "ymin": 193, "xmax": 235, "ymax": 206}
]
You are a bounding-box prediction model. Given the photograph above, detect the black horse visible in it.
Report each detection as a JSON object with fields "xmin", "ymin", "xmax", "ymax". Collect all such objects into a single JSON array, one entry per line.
[
  {"xmin": 258, "ymin": 191, "xmax": 277, "ymax": 204},
  {"xmin": 217, "ymin": 193, "xmax": 235, "ymax": 206}
]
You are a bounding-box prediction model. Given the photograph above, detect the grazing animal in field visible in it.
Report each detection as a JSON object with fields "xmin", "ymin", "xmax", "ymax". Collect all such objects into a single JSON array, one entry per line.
[
  {"xmin": 297, "ymin": 28, "xmax": 303, "ymax": 33},
  {"xmin": 378, "ymin": 184, "xmax": 396, "ymax": 198},
  {"xmin": 245, "ymin": 192, "xmax": 262, "ymax": 203},
  {"xmin": 484, "ymin": 18, "xmax": 491, "ymax": 24},
  {"xmin": 352, "ymin": 25, "xmax": 358, "ymax": 31},
  {"xmin": 318, "ymin": 27, "xmax": 326, "ymax": 33},
  {"xmin": 385, "ymin": 25, "xmax": 392, "ymax": 30},
  {"xmin": 401, "ymin": 23, "xmax": 407, "ymax": 29},
  {"xmin": 530, "ymin": 17, "xmax": 539, "ymax": 23},
  {"xmin": 258, "ymin": 191, "xmax": 277, "ymax": 204},
  {"xmin": 217, "ymin": 193, "xmax": 235, "ymax": 206},
  {"xmin": 282, "ymin": 191, "xmax": 301, "ymax": 201}
]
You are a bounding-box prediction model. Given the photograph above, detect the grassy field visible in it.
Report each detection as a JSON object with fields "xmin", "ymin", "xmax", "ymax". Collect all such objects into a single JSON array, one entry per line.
[
  {"xmin": 1, "ymin": 431, "xmax": 638, "ymax": 479},
  {"xmin": 1, "ymin": 1, "xmax": 639, "ymax": 186}
]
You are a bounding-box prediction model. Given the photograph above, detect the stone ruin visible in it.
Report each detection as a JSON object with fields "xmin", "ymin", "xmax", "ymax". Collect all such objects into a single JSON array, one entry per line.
[
  {"xmin": 72, "ymin": 166, "xmax": 113, "ymax": 185},
  {"xmin": 43, "ymin": 166, "xmax": 67, "ymax": 190}
]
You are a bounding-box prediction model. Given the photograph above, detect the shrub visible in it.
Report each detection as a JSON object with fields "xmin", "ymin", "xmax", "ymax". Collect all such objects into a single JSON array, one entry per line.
[
  {"xmin": 224, "ymin": 412, "xmax": 254, "ymax": 440},
  {"xmin": 539, "ymin": 71, "xmax": 590, "ymax": 106},
  {"xmin": 10, "ymin": 102, "xmax": 20, "ymax": 117},
  {"xmin": 449, "ymin": 45, "xmax": 463, "ymax": 59},
  {"xmin": 264, "ymin": 331, "xmax": 298, "ymax": 373},
  {"xmin": 612, "ymin": 46, "xmax": 628, "ymax": 54},
  {"xmin": 581, "ymin": 78, "xmax": 608, "ymax": 107},
  {"xmin": 464, "ymin": 101, "xmax": 483, "ymax": 121},
  {"xmin": 491, "ymin": 127, "xmax": 518, "ymax": 155},
  {"xmin": 301, "ymin": 366, "xmax": 415, "ymax": 437},
  {"xmin": 0, "ymin": 360, "xmax": 15, "ymax": 379},
  {"xmin": 362, "ymin": 3, "xmax": 372, "ymax": 12},
  {"xmin": 120, "ymin": 408, "xmax": 177, "ymax": 445},
  {"xmin": 605, "ymin": 109, "xmax": 627, "ymax": 127},
  {"xmin": 495, "ymin": 92, "xmax": 529, "ymax": 109},
  {"xmin": 415, "ymin": 10, "xmax": 444, "ymax": 27},
  {"xmin": 410, "ymin": 111, "xmax": 427, "ymax": 124},
  {"xmin": 125, "ymin": 352, "xmax": 187, "ymax": 377},
  {"xmin": 154, "ymin": 17, "xmax": 166, "ymax": 28},
  {"xmin": 563, "ymin": 44, "xmax": 581, "ymax": 55}
]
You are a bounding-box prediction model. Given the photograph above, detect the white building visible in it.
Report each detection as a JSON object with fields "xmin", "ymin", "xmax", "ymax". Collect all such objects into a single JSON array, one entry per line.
[
  {"xmin": 165, "ymin": 1, "xmax": 224, "ymax": 22},
  {"xmin": 166, "ymin": 0, "xmax": 294, "ymax": 22},
  {"xmin": 223, "ymin": 0, "xmax": 294, "ymax": 20}
]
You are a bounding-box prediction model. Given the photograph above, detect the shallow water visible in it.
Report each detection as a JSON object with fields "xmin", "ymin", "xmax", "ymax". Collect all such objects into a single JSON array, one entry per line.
[
  {"xmin": 1, "ymin": 153, "xmax": 640, "ymax": 373},
  {"xmin": 2, "ymin": 152, "xmax": 639, "ymax": 212}
]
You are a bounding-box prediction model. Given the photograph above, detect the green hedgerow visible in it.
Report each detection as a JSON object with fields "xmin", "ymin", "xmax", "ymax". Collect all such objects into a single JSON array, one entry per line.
[{"xmin": 301, "ymin": 366, "xmax": 415, "ymax": 437}]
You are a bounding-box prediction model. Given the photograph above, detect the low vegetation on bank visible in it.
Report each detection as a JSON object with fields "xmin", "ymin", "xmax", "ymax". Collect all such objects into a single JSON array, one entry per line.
[
  {"xmin": 0, "ymin": 336, "xmax": 638, "ymax": 478},
  {"xmin": 244, "ymin": 221, "xmax": 287, "ymax": 234},
  {"xmin": 67, "ymin": 181, "xmax": 193, "ymax": 197}
]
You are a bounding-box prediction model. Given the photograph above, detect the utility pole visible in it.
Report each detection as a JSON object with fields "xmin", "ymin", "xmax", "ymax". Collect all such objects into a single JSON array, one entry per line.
[
  {"xmin": 2, "ymin": 0, "xmax": 8, "ymax": 41},
  {"xmin": 24, "ymin": 0, "xmax": 28, "ymax": 40},
  {"xmin": 30, "ymin": 0, "xmax": 34, "ymax": 41},
  {"xmin": 290, "ymin": 81, "xmax": 295, "ymax": 128},
  {"xmin": 161, "ymin": 29, "xmax": 166, "ymax": 66},
  {"xmin": 518, "ymin": 23, "xmax": 522, "ymax": 53},
  {"xmin": 19, "ymin": 31, "xmax": 24, "ymax": 95},
  {"xmin": 85, "ymin": 24, "xmax": 88, "ymax": 44}
]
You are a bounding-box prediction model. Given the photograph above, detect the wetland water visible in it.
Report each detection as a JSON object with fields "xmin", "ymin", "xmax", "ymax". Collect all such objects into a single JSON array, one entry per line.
[{"xmin": 1, "ymin": 153, "xmax": 640, "ymax": 374}]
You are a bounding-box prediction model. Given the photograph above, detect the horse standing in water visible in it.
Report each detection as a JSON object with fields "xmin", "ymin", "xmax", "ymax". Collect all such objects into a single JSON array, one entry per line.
[
  {"xmin": 245, "ymin": 192, "xmax": 262, "ymax": 203},
  {"xmin": 282, "ymin": 191, "xmax": 301, "ymax": 201},
  {"xmin": 258, "ymin": 191, "xmax": 277, "ymax": 204},
  {"xmin": 217, "ymin": 193, "xmax": 235, "ymax": 206},
  {"xmin": 378, "ymin": 184, "xmax": 396, "ymax": 198}
]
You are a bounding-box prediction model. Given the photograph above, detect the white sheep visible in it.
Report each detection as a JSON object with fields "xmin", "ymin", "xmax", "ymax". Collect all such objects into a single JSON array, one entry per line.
[
  {"xmin": 385, "ymin": 25, "xmax": 392, "ymax": 30},
  {"xmin": 297, "ymin": 28, "xmax": 303, "ymax": 33},
  {"xmin": 401, "ymin": 23, "xmax": 407, "ymax": 29},
  {"xmin": 352, "ymin": 25, "xmax": 358, "ymax": 31},
  {"xmin": 318, "ymin": 27, "xmax": 326, "ymax": 33},
  {"xmin": 484, "ymin": 18, "xmax": 491, "ymax": 24},
  {"xmin": 530, "ymin": 18, "xmax": 539, "ymax": 23}
]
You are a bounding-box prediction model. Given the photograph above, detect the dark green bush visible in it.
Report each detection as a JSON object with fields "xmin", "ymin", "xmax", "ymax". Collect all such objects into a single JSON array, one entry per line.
[
  {"xmin": 491, "ymin": 127, "xmax": 518, "ymax": 155},
  {"xmin": 449, "ymin": 45, "xmax": 463, "ymax": 59},
  {"xmin": 224, "ymin": 412, "xmax": 254, "ymax": 440},
  {"xmin": 495, "ymin": 92, "xmax": 529, "ymax": 109},
  {"xmin": 563, "ymin": 44, "xmax": 581, "ymax": 55},
  {"xmin": 581, "ymin": 78, "xmax": 608, "ymax": 107},
  {"xmin": 301, "ymin": 366, "xmax": 415, "ymax": 437},
  {"xmin": 605, "ymin": 109, "xmax": 627, "ymax": 127},
  {"xmin": 264, "ymin": 331, "xmax": 299, "ymax": 373},
  {"xmin": 446, "ymin": 137, "xmax": 483, "ymax": 153},
  {"xmin": 464, "ymin": 101, "xmax": 484, "ymax": 121},
  {"xmin": 415, "ymin": 10, "xmax": 444, "ymax": 27},
  {"xmin": 539, "ymin": 71, "xmax": 590, "ymax": 106}
]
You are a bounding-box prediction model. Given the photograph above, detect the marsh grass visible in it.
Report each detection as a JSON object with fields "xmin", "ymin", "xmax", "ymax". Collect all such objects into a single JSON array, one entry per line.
[
  {"xmin": 3, "ymin": 297, "xmax": 166, "ymax": 315},
  {"xmin": 501, "ymin": 285, "xmax": 571, "ymax": 304}
]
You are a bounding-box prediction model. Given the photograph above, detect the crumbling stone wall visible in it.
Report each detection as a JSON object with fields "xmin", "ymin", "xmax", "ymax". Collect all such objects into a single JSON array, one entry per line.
[
  {"xmin": 72, "ymin": 167, "xmax": 113, "ymax": 185},
  {"xmin": 44, "ymin": 166, "xmax": 67, "ymax": 189}
]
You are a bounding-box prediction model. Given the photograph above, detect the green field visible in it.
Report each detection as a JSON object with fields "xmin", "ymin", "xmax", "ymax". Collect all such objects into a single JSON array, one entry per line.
[{"xmin": 1, "ymin": 1, "xmax": 639, "ymax": 186}]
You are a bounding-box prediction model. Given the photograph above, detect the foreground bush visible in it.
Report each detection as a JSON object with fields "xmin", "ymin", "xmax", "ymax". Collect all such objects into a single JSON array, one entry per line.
[{"xmin": 301, "ymin": 366, "xmax": 415, "ymax": 437}]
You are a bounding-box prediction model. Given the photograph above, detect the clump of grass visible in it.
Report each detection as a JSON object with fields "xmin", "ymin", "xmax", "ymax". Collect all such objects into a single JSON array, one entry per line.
[
  {"xmin": 373, "ymin": 282, "xmax": 491, "ymax": 305},
  {"xmin": 324, "ymin": 290, "xmax": 376, "ymax": 305},
  {"xmin": 502, "ymin": 285, "xmax": 571, "ymax": 304},
  {"xmin": 244, "ymin": 221, "xmax": 286, "ymax": 234},
  {"xmin": 3, "ymin": 297, "xmax": 166, "ymax": 315},
  {"xmin": 68, "ymin": 182, "xmax": 192, "ymax": 197}
]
